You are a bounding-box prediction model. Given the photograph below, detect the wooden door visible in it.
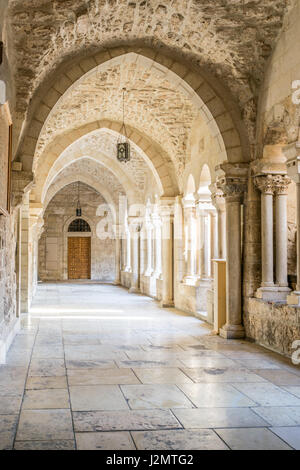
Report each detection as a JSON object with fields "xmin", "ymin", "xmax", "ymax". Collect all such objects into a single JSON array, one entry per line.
[{"xmin": 68, "ymin": 237, "xmax": 91, "ymax": 279}]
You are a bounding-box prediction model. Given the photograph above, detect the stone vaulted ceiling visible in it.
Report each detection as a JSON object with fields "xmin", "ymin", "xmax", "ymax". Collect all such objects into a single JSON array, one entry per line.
[
  {"xmin": 44, "ymin": 157, "xmax": 126, "ymax": 208},
  {"xmin": 8, "ymin": 0, "xmax": 289, "ymax": 118},
  {"xmin": 35, "ymin": 55, "xmax": 200, "ymax": 176}
]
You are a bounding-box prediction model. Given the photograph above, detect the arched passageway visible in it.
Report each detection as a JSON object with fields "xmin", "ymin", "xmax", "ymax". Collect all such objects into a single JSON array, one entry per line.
[{"xmin": 0, "ymin": 0, "xmax": 300, "ymax": 451}]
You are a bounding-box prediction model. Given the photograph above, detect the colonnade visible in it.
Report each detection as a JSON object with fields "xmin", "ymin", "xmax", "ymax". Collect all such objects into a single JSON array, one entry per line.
[{"xmin": 119, "ymin": 163, "xmax": 248, "ymax": 338}]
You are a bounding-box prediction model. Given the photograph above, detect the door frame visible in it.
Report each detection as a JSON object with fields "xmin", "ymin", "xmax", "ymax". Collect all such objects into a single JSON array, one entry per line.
[
  {"xmin": 67, "ymin": 235, "xmax": 91, "ymax": 280},
  {"xmin": 63, "ymin": 215, "xmax": 95, "ymax": 280}
]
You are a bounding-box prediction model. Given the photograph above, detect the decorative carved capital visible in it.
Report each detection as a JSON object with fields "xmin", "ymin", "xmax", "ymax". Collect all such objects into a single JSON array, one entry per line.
[
  {"xmin": 273, "ymin": 174, "xmax": 291, "ymax": 195},
  {"xmin": 254, "ymin": 174, "xmax": 275, "ymax": 195},
  {"xmin": 254, "ymin": 174, "xmax": 290, "ymax": 195},
  {"xmin": 216, "ymin": 176, "xmax": 247, "ymax": 202}
]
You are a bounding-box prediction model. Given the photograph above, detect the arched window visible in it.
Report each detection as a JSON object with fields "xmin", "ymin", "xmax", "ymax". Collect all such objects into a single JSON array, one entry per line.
[{"xmin": 68, "ymin": 219, "xmax": 91, "ymax": 233}]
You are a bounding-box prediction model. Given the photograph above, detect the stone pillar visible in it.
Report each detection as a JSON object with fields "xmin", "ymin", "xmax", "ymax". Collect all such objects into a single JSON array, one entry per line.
[
  {"xmin": 183, "ymin": 196, "xmax": 197, "ymax": 284},
  {"xmin": 15, "ymin": 207, "xmax": 22, "ymax": 318},
  {"xmin": 152, "ymin": 213, "xmax": 162, "ymax": 278},
  {"xmin": 211, "ymin": 187, "xmax": 226, "ymax": 259},
  {"xmin": 196, "ymin": 200, "xmax": 211, "ymax": 281},
  {"xmin": 286, "ymin": 156, "xmax": 300, "ymax": 305},
  {"xmin": 216, "ymin": 162, "xmax": 248, "ymax": 339},
  {"xmin": 160, "ymin": 201, "xmax": 174, "ymax": 307},
  {"xmin": 124, "ymin": 225, "xmax": 131, "ymax": 272},
  {"xmin": 274, "ymin": 175, "xmax": 291, "ymax": 289},
  {"xmin": 128, "ymin": 216, "xmax": 141, "ymax": 293},
  {"xmin": 209, "ymin": 210, "xmax": 218, "ymax": 274},
  {"xmin": 254, "ymin": 174, "xmax": 291, "ymax": 300},
  {"xmin": 254, "ymin": 175, "xmax": 275, "ymax": 290},
  {"xmin": 144, "ymin": 221, "xmax": 153, "ymax": 277},
  {"xmin": 20, "ymin": 193, "xmax": 30, "ymax": 313},
  {"xmin": 114, "ymin": 225, "xmax": 121, "ymax": 285}
]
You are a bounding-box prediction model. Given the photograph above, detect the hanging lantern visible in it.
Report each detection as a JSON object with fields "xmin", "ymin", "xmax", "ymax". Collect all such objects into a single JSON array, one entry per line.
[
  {"xmin": 117, "ymin": 87, "xmax": 130, "ymax": 163},
  {"xmin": 76, "ymin": 181, "xmax": 82, "ymax": 217}
]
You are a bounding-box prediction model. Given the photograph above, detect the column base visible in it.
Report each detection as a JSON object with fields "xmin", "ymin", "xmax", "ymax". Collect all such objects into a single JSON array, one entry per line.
[
  {"xmin": 219, "ymin": 324, "xmax": 245, "ymax": 339},
  {"xmin": 160, "ymin": 300, "xmax": 174, "ymax": 308},
  {"xmin": 129, "ymin": 287, "xmax": 140, "ymax": 294},
  {"xmin": 287, "ymin": 291, "xmax": 300, "ymax": 306},
  {"xmin": 255, "ymin": 286, "xmax": 291, "ymax": 301}
]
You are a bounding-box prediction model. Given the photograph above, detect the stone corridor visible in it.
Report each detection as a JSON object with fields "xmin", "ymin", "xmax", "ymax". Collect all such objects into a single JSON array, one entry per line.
[{"xmin": 0, "ymin": 282, "xmax": 299, "ymax": 450}]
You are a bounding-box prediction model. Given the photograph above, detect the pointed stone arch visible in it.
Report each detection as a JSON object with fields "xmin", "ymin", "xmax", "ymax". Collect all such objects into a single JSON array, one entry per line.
[{"xmin": 17, "ymin": 48, "xmax": 250, "ymax": 179}]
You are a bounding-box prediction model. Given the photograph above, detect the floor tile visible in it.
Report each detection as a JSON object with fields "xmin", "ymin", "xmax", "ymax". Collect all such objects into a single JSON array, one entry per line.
[
  {"xmin": 69, "ymin": 385, "xmax": 129, "ymax": 411},
  {"xmin": 16, "ymin": 409, "xmax": 74, "ymax": 441},
  {"xmin": 22, "ymin": 388, "xmax": 70, "ymax": 409},
  {"xmin": 76, "ymin": 432, "xmax": 135, "ymax": 450},
  {"xmin": 173, "ymin": 407, "xmax": 269, "ymax": 429},
  {"xmin": 0, "ymin": 396, "xmax": 22, "ymax": 414},
  {"xmin": 232, "ymin": 382, "xmax": 300, "ymax": 406},
  {"xmin": 121, "ymin": 384, "xmax": 194, "ymax": 409},
  {"xmin": 282, "ymin": 386, "xmax": 300, "ymax": 398},
  {"xmin": 67, "ymin": 368, "xmax": 139, "ymax": 386},
  {"xmin": 26, "ymin": 376, "xmax": 68, "ymax": 390},
  {"xmin": 132, "ymin": 429, "xmax": 228, "ymax": 450},
  {"xmin": 181, "ymin": 367, "xmax": 266, "ymax": 383},
  {"xmin": 0, "ymin": 415, "xmax": 18, "ymax": 450},
  {"xmin": 73, "ymin": 409, "xmax": 182, "ymax": 432},
  {"xmin": 28, "ymin": 358, "xmax": 66, "ymax": 377},
  {"xmin": 270, "ymin": 427, "xmax": 300, "ymax": 450},
  {"xmin": 66, "ymin": 359, "xmax": 117, "ymax": 369},
  {"xmin": 14, "ymin": 440, "xmax": 75, "ymax": 450},
  {"xmin": 178, "ymin": 383, "xmax": 256, "ymax": 407},
  {"xmin": 252, "ymin": 407, "xmax": 300, "ymax": 426},
  {"xmin": 215, "ymin": 427, "xmax": 291, "ymax": 450},
  {"xmin": 117, "ymin": 360, "xmax": 184, "ymax": 368},
  {"xmin": 179, "ymin": 357, "xmax": 237, "ymax": 368},
  {"xmin": 253, "ymin": 369, "xmax": 300, "ymax": 386},
  {"xmin": 133, "ymin": 368, "xmax": 192, "ymax": 384}
]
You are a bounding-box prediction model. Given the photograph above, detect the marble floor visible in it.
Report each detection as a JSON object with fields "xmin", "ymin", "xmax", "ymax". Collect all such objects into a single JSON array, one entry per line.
[{"xmin": 1, "ymin": 282, "xmax": 300, "ymax": 450}]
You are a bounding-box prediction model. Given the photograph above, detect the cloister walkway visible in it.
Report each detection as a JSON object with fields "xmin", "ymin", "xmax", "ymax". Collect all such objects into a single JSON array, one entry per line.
[{"xmin": 1, "ymin": 282, "xmax": 300, "ymax": 450}]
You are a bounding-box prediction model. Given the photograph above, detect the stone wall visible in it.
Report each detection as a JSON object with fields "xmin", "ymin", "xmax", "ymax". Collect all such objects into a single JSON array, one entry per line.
[
  {"xmin": 0, "ymin": 210, "xmax": 19, "ymax": 362},
  {"xmin": 39, "ymin": 182, "xmax": 115, "ymax": 282},
  {"xmin": 244, "ymin": 297, "xmax": 300, "ymax": 356}
]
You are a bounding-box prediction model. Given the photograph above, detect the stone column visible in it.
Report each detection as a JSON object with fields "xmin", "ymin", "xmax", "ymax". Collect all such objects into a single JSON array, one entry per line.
[
  {"xmin": 160, "ymin": 202, "xmax": 174, "ymax": 307},
  {"xmin": 128, "ymin": 216, "xmax": 141, "ymax": 293},
  {"xmin": 216, "ymin": 162, "xmax": 248, "ymax": 339},
  {"xmin": 274, "ymin": 175, "xmax": 291, "ymax": 289},
  {"xmin": 183, "ymin": 197, "xmax": 197, "ymax": 284},
  {"xmin": 209, "ymin": 210, "xmax": 218, "ymax": 274},
  {"xmin": 20, "ymin": 193, "xmax": 30, "ymax": 313},
  {"xmin": 254, "ymin": 175, "xmax": 275, "ymax": 290},
  {"xmin": 144, "ymin": 221, "xmax": 153, "ymax": 277},
  {"xmin": 287, "ymin": 156, "xmax": 300, "ymax": 305},
  {"xmin": 124, "ymin": 225, "xmax": 131, "ymax": 272},
  {"xmin": 254, "ymin": 174, "xmax": 291, "ymax": 300},
  {"xmin": 196, "ymin": 201, "xmax": 211, "ymax": 281},
  {"xmin": 152, "ymin": 213, "xmax": 162, "ymax": 278},
  {"xmin": 114, "ymin": 225, "xmax": 121, "ymax": 285},
  {"xmin": 211, "ymin": 187, "xmax": 226, "ymax": 259}
]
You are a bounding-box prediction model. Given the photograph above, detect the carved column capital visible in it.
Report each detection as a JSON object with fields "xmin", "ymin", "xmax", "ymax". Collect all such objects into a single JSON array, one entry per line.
[
  {"xmin": 216, "ymin": 177, "xmax": 247, "ymax": 203},
  {"xmin": 254, "ymin": 174, "xmax": 290, "ymax": 195},
  {"xmin": 254, "ymin": 174, "xmax": 276, "ymax": 195},
  {"xmin": 273, "ymin": 175, "xmax": 291, "ymax": 195}
]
